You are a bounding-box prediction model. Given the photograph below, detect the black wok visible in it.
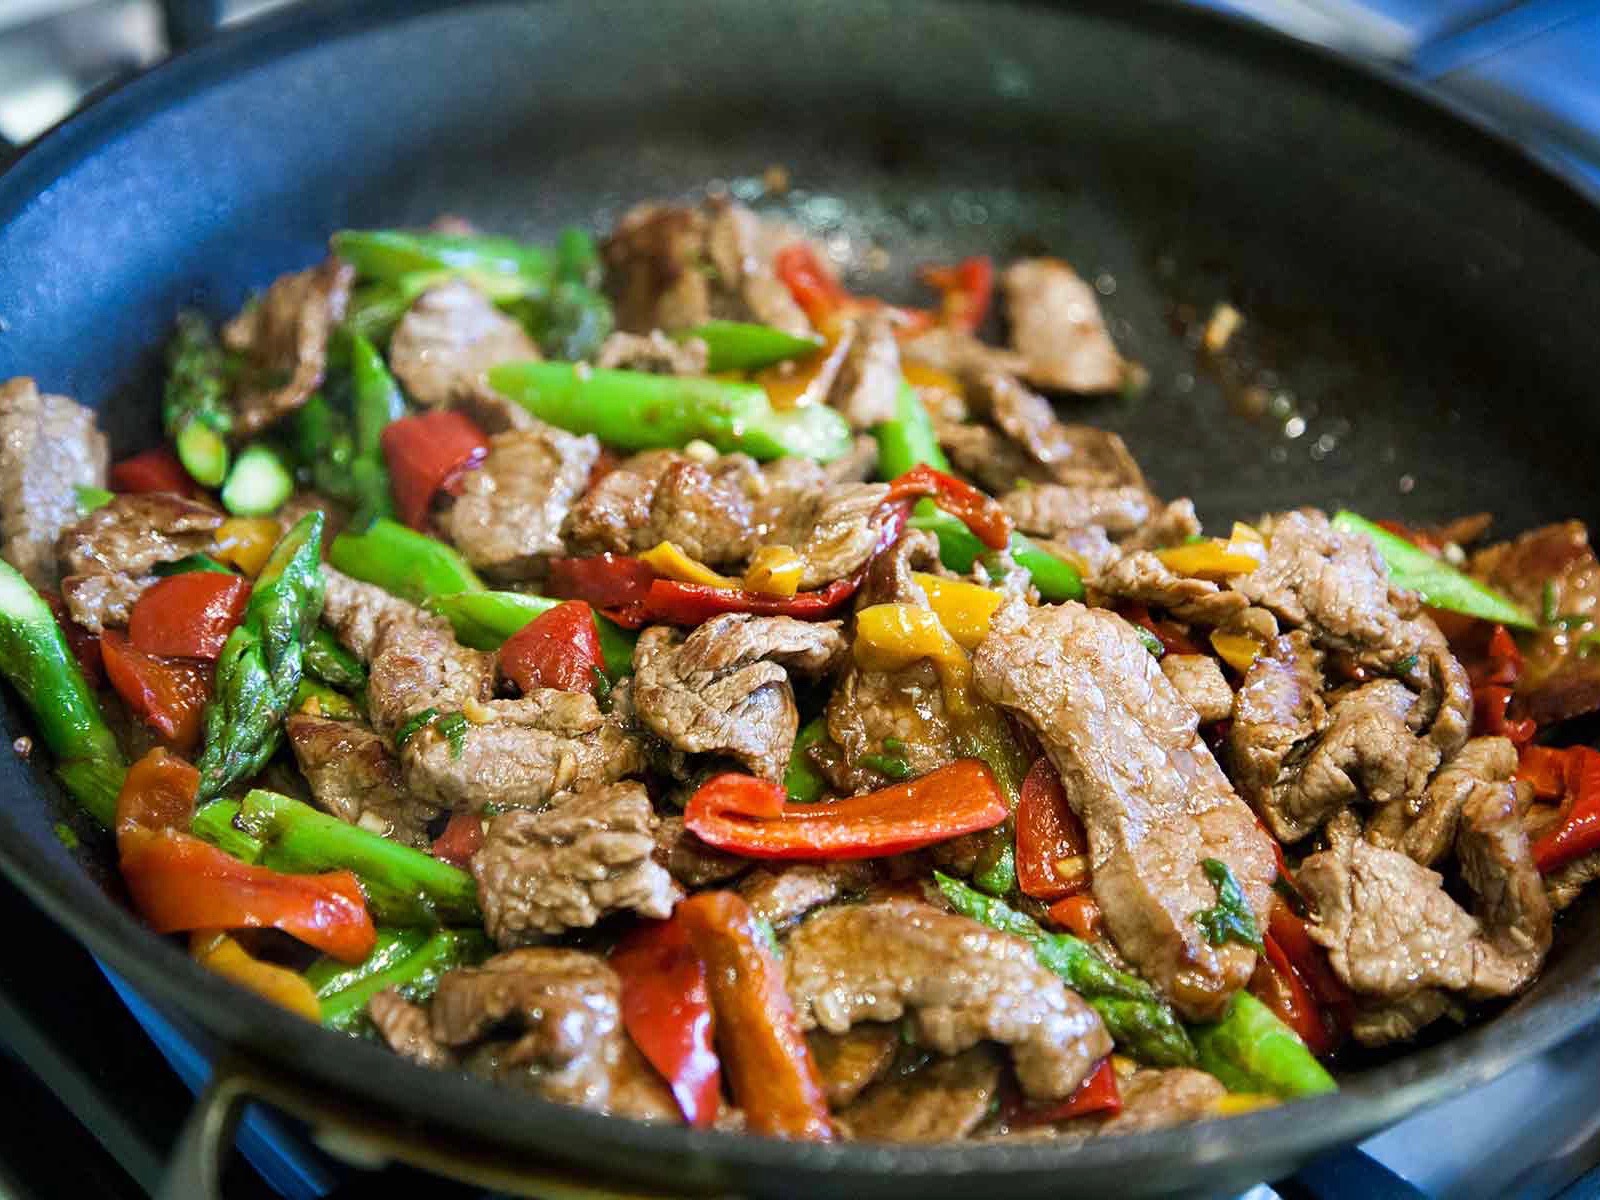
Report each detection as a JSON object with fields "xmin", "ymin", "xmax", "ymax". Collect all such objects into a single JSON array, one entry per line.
[{"xmin": 2, "ymin": 2, "xmax": 1600, "ymax": 1195}]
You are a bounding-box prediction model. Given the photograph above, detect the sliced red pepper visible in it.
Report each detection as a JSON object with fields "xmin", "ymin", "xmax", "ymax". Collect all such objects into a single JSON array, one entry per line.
[
  {"xmin": 1471, "ymin": 624, "xmax": 1524, "ymax": 688},
  {"xmin": 677, "ymin": 890, "xmax": 832, "ymax": 1140},
  {"xmin": 100, "ymin": 629, "xmax": 212, "ymax": 753},
  {"xmin": 1119, "ymin": 603, "xmax": 1204, "ymax": 656},
  {"xmin": 1047, "ymin": 893, "xmax": 1104, "ymax": 941},
  {"xmin": 1017, "ymin": 757, "xmax": 1090, "ymax": 901},
  {"xmin": 1267, "ymin": 898, "xmax": 1351, "ymax": 1044},
  {"xmin": 110, "ymin": 446, "xmax": 202, "ymax": 497},
  {"xmin": 1518, "ymin": 744, "xmax": 1569, "ymax": 801},
  {"xmin": 42, "ymin": 591, "xmax": 103, "ymax": 688},
  {"xmin": 1473, "ymin": 684, "xmax": 1536, "ymax": 748},
  {"xmin": 611, "ymin": 913, "xmax": 721, "ymax": 1129},
  {"xmin": 772, "ymin": 243, "xmax": 934, "ymax": 338},
  {"xmin": 1251, "ymin": 934, "xmax": 1334, "ymax": 1056},
  {"xmin": 381, "ymin": 410, "xmax": 489, "ymax": 529},
  {"xmin": 114, "ymin": 747, "xmax": 202, "ymax": 844},
  {"xmin": 885, "ymin": 465, "xmax": 1012, "ymax": 551},
  {"xmin": 497, "ymin": 600, "xmax": 604, "ymax": 695},
  {"xmin": 547, "ymin": 553, "xmax": 659, "ymax": 610},
  {"xmin": 431, "ymin": 811, "xmax": 484, "ymax": 868},
  {"xmin": 632, "ymin": 575, "xmax": 860, "ymax": 628},
  {"xmin": 1531, "ymin": 745, "xmax": 1600, "ymax": 873},
  {"xmin": 129, "ymin": 572, "xmax": 250, "ymax": 660},
  {"xmin": 918, "ymin": 256, "xmax": 994, "ymax": 333},
  {"xmin": 684, "ymin": 759, "xmax": 1007, "ymax": 860},
  {"xmin": 1004, "ymin": 1057, "xmax": 1122, "ymax": 1127}
]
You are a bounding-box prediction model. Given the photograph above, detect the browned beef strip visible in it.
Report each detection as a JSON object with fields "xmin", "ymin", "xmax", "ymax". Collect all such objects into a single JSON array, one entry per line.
[
  {"xmin": 59, "ymin": 572, "xmax": 148, "ymax": 633},
  {"xmin": 1091, "ymin": 549, "xmax": 1251, "ymax": 628},
  {"xmin": 1001, "ymin": 258, "xmax": 1129, "ymax": 394},
  {"xmin": 737, "ymin": 861, "xmax": 878, "ymax": 929},
  {"xmin": 57, "ymin": 493, "xmax": 222, "ymax": 630},
  {"xmin": 1544, "ymin": 849, "xmax": 1600, "ymax": 911},
  {"xmin": 703, "ymin": 196, "xmax": 814, "ymax": 336},
  {"xmin": 808, "ymin": 1024, "xmax": 899, "ymax": 1109},
  {"xmin": 594, "ymin": 330, "xmax": 708, "ymax": 375},
  {"xmin": 275, "ymin": 490, "xmax": 347, "ymax": 543},
  {"xmin": 472, "ymin": 782, "xmax": 679, "ymax": 946},
  {"xmin": 223, "ymin": 258, "xmax": 353, "ymax": 436},
  {"xmin": 1068, "ymin": 1068, "xmax": 1227, "ymax": 1138},
  {"xmin": 440, "ymin": 425, "xmax": 599, "ymax": 578},
  {"xmin": 1228, "ymin": 633, "xmax": 1327, "ymax": 836},
  {"xmin": 1159, "ymin": 654, "xmax": 1233, "ymax": 723},
  {"xmin": 1455, "ymin": 763, "xmax": 1552, "ymax": 981},
  {"xmin": 632, "ymin": 614, "xmax": 846, "ymax": 780},
  {"xmin": 1122, "ymin": 499, "xmax": 1204, "ymax": 551},
  {"xmin": 388, "ymin": 280, "xmax": 540, "ymax": 408},
  {"xmin": 1350, "ymin": 991, "xmax": 1459, "ymax": 1046},
  {"xmin": 828, "ymin": 313, "xmax": 901, "ymax": 429},
  {"xmin": 429, "ymin": 948, "xmax": 678, "ymax": 1120},
  {"xmin": 0, "ymin": 378, "xmax": 107, "ymax": 590},
  {"xmin": 564, "ymin": 450, "xmax": 759, "ymax": 565},
  {"xmin": 1367, "ymin": 735, "xmax": 1516, "ymax": 866},
  {"xmin": 602, "ymin": 204, "xmax": 712, "ymax": 332},
  {"xmin": 284, "ymin": 714, "xmax": 437, "ymax": 848},
  {"xmin": 339, "ymin": 589, "xmax": 493, "ymax": 740},
  {"xmin": 785, "ymin": 897, "xmax": 1111, "ymax": 1100},
  {"xmin": 651, "ymin": 814, "xmax": 748, "ymax": 887},
  {"xmin": 825, "ymin": 435, "xmax": 880, "ymax": 485},
  {"xmin": 973, "ymin": 600, "xmax": 1277, "ymax": 1021},
  {"xmin": 901, "ymin": 326, "xmax": 1028, "ymax": 378},
  {"xmin": 826, "ymin": 660, "xmax": 957, "ymax": 790},
  {"xmin": 369, "ymin": 990, "xmax": 456, "ymax": 1068},
  {"xmin": 766, "ymin": 477, "xmax": 893, "ymax": 590},
  {"xmin": 838, "ymin": 1046, "xmax": 1003, "ymax": 1142},
  {"xmin": 1002, "ymin": 484, "xmax": 1154, "ymax": 540},
  {"xmin": 972, "ymin": 369, "xmax": 1146, "ymax": 490}
]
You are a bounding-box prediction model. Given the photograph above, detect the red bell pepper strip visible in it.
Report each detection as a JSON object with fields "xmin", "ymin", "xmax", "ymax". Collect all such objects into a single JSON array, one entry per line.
[
  {"xmin": 129, "ymin": 572, "xmax": 250, "ymax": 660},
  {"xmin": 1531, "ymin": 746, "xmax": 1600, "ymax": 873},
  {"xmin": 918, "ymin": 256, "xmax": 994, "ymax": 333},
  {"xmin": 1250, "ymin": 934, "xmax": 1334, "ymax": 1057},
  {"xmin": 1468, "ymin": 624, "xmax": 1535, "ymax": 746},
  {"xmin": 1017, "ymin": 757, "xmax": 1090, "ymax": 901},
  {"xmin": 1004, "ymin": 1057, "xmax": 1122, "ymax": 1127},
  {"xmin": 772, "ymin": 243, "xmax": 935, "ymax": 339},
  {"xmin": 110, "ymin": 446, "xmax": 202, "ymax": 497},
  {"xmin": 684, "ymin": 759, "xmax": 1008, "ymax": 860},
  {"xmin": 100, "ymin": 629, "xmax": 212, "ymax": 752},
  {"xmin": 611, "ymin": 914, "xmax": 722, "ymax": 1129},
  {"xmin": 1119, "ymin": 603, "xmax": 1204, "ymax": 656},
  {"xmin": 497, "ymin": 600, "xmax": 604, "ymax": 694},
  {"xmin": 1047, "ymin": 893, "xmax": 1105, "ymax": 941},
  {"xmin": 1266, "ymin": 898, "xmax": 1351, "ymax": 1045},
  {"xmin": 42, "ymin": 591, "xmax": 103, "ymax": 687},
  {"xmin": 547, "ymin": 553, "xmax": 658, "ymax": 610},
  {"xmin": 1518, "ymin": 744, "xmax": 1569, "ymax": 801},
  {"xmin": 431, "ymin": 810, "xmax": 485, "ymax": 868},
  {"xmin": 380, "ymin": 410, "xmax": 489, "ymax": 529},
  {"xmin": 677, "ymin": 890, "xmax": 833, "ymax": 1140},
  {"xmin": 114, "ymin": 749, "xmax": 376, "ymax": 962},
  {"xmin": 885, "ymin": 465, "xmax": 1011, "ymax": 551},
  {"xmin": 627, "ymin": 575, "xmax": 859, "ymax": 629}
]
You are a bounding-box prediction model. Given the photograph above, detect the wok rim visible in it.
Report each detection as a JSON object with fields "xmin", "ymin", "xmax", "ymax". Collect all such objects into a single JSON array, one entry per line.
[{"xmin": 2, "ymin": 0, "xmax": 1599, "ymax": 1186}]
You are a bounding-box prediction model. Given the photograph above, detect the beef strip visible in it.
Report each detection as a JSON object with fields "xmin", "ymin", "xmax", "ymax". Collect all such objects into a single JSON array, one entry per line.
[
  {"xmin": 428, "ymin": 948, "xmax": 678, "ymax": 1120},
  {"xmin": 388, "ymin": 279, "xmax": 541, "ymax": 408},
  {"xmin": 1053, "ymin": 1068, "xmax": 1227, "ymax": 1140},
  {"xmin": 737, "ymin": 861, "xmax": 878, "ymax": 930},
  {"xmin": 1455, "ymin": 766, "xmax": 1552, "ymax": 981},
  {"xmin": 440, "ymin": 425, "xmax": 600, "ymax": 578},
  {"xmin": 57, "ymin": 493, "xmax": 222, "ymax": 630},
  {"xmin": 1001, "ymin": 258, "xmax": 1129, "ymax": 394},
  {"xmin": 1002, "ymin": 484, "xmax": 1154, "ymax": 540},
  {"xmin": 1544, "ymin": 849, "xmax": 1600, "ymax": 912},
  {"xmin": 0, "ymin": 378, "xmax": 107, "ymax": 590},
  {"xmin": 594, "ymin": 330, "xmax": 708, "ymax": 375},
  {"xmin": 824, "ymin": 435, "xmax": 880, "ymax": 485},
  {"xmin": 838, "ymin": 1046, "xmax": 1003, "ymax": 1142},
  {"xmin": 632, "ymin": 614, "xmax": 846, "ymax": 780},
  {"xmin": 223, "ymin": 258, "xmax": 353, "ymax": 437},
  {"xmin": 1367, "ymin": 736, "xmax": 1517, "ymax": 866},
  {"xmin": 472, "ymin": 782, "xmax": 679, "ymax": 946},
  {"xmin": 1350, "ymin": 991, "xmax": 1459, "ymax": 1046},
  {"xmin": 1091, "ymin": 550, "xmax": 1251, "ymax": 628},
  {"xmin": 564, "ymin": 450, "xmax": 758, "ymax": 565},
  {"xmin": 1122, "ymin": 499, "xmax": 1204, "ymax": 552},
  {"xmin": 787, "ymin": 898, "xmax": 1111, "ymax": 1100},
  {"xmin": 703, "ymin": 196, "xmax": 814, "ymax": 336},
  {"xmin": 973, "ymin": 600, "xmax": 1277, "ymax": 1021},
  {"xmin": 901, "ymin": 326, "xmax": 1029, "ymax": 378},
  {"xmin": 764, "ymin": 476, "xmax": 893, "ymax": 590},
  {"xmin": 1159, "ymin": 654, "xmax": 1232, "ymax": 723},
  {"xmin": 369, "ymin": 990, "xmax": 456, "ymax": 1069},
  {"xmin": 826, "ymin": 660, "xmax": 957, "ymax": 790},
  {"xmin": 808, "ymin": 1024, "xmax": 899, "ymax": 1109},
  {"xmin": 285, "ymin": 714, "xmax": 437, "ymax": 848},
  {"xmin": 651, "ymin": 814, "xmax": 748, "ymax": 887},
  {"xmin": 828, "ymin": 313, "xmax": 901, "ymax": 429}
]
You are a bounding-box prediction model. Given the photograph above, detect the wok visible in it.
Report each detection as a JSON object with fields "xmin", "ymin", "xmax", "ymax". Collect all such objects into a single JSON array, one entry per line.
[{"xmin": 2, "ymin": 1, "xmax": 1599, "ymax": 1196}]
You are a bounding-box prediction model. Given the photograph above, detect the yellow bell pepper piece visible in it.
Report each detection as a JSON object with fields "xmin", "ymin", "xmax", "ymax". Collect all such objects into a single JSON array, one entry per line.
[
  {"xmin": 212, "ymin": 517, "xmax": 281, "ymax": 577},
  {"xmin": 638, "ymin": 541, "xmax": 738, "ymax": 589},
  {"xmin": 190, "ymin": 931, "xmax": 321, "ymax": 1021},
  {"xmin": 1156, "ymin": 537, "xmax": 1265, "ymax": 581},
  {"xmin": 1210, "ymin": 629, "xmax": 1264, "ymax": 673},
  {"xmin": 755, "ymin": 338, "xmax": 844, "ymax": 410},
  {"xmin": 1210, "ymin": 1093, "xmax": 1280, "ymax": 1117},
  {"xmin": 744, "ymin": 545, "xmax": 805, "ymax": 597},
  {"xmin": 912, "ymin": 572, "xmax": 1002, "ymax": 650},
  {"xmin": 854, "ymin": 603, "xmax": 972, "ymax": 715},
  {"xmin": 901, "ymin": 362, "xmax": 964, "ymax": 397},
  {"xmin": 1229, "ymin": 520, "xmax": 1265, "ymax": 545}
]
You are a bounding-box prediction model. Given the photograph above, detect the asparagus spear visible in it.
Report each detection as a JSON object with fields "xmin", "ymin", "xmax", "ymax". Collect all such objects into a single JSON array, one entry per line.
[
  {"xmin": 304, "ymin": 626, "xmax": 367, "ymax": 690},
  {"xmin": 331, "ymin": 230, "xmax": 555, "ymax": 301},
  {"xmin": 328, "ymin": 518, "xmax": 483, "ymax": 605},
  {"xmin": 313, "ymin": 927, "xmax": 490, "ymax": 1032},
  {"xmin": 1190, "ymin": 991, "xmax": 1337, "ymax": 1098},
  {"xmin": 345, "ymin": 331, "xmax": 405, "ymax": 527},
  {"xmin": 0, "ymin": 561, "xmax": 126, "ymax": 826},
  {"xmin": 936, "ymin": 872, "xmax": 1197, "ymax": 1067},
  {"xmin": 675, "ymin": 320, "xmax": 822, "ymax": 372},
  {"xmin": 196, "ymin": 513, "xmax": 325, "ymax": 800},
  {"xmin": 162, "ymin": 310, "xmax": 234, "ymax": 488}
]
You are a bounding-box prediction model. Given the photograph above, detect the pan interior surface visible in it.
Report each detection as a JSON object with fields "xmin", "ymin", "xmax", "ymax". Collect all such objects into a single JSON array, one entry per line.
[{"xmin": 0, "ymin": 1, "xmax": 1598, "ymax": 1195}]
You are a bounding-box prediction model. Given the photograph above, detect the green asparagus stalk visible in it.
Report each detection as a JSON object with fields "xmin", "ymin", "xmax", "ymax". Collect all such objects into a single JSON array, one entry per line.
[
  {"xmin": 332, "ymin": 230, "xmax": 554, "ymax": 301},
  {"xmin": 0, "ymin": 561, "xmax": 126, "ymax": 826},
  {"xmin": 304, "ymin": 928, "xmax": 428, "ymax": 997},
  {"xmin": 314, "ymin": 927, "xmax": 490, "ymax": 1032},
  {"xmin": 346, "ymin": 331, "xmax": 405, "ymax": 528},
  {"xmin": 936, "ymin": 872, "xmax": 1197, "ymax": 1067},
  {"xmin": 328, "ymin": 518, "xmax": 483, "ymax": 605},
  {"xmin": 162, "ymin": 310, "xmax": 235, "ymax": 488},
  {"xmin": 1190, "ymin": 991, "xmax": 1338, "ymax": 1098},
  {"xmin": 676, "ymin": 320, "xmax": 823, "ymax": 372},
  {"xmin": 304, "ymin": 626, "xmax": 367, "ymax": 690},
  {"xmin": 291, "ymin": 678, "xmax": 362, "ymax": 721},
  {"xmin": 424, "ymin": 590, "xmax": 635, "ymax": 679},
  {"xmin": 196, "ymin": 513, "xmax": 325, "ymax": 800},
  {"xmin": 221, "ymin": 443, "xmax": 294, "ymax": 517}
]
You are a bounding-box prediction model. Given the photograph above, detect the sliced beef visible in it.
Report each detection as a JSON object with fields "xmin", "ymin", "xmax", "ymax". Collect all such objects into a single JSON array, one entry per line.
[
  {"xmin": 1002, "ymin": 258, "xmax": 1129, "ymax": 394},
  {"xmin": 564, "ymin": 450, "xmax": 758, "ymax": 565},
  {"xmin": 828, "ymin": 313, "xmax": 901, "ymax": 429},
  {"xmin": 808, "ymin": 1024, "xmax": 898, "ymax": 1109},
  {"xmin": 57, "ymin": 493, "xmax": 222, "ymax": 631},
  {"xmin": 1228, "ymin": 633, "xmax": 1328, "ymax": 840},
  {"xmin": 838, "ymin": 1047, "xmax": 1003, "ymax": 1142},
  {"xmin": 472, "ymin": 782, "xmax": 679, "ymax": 946},
  {"xmin": 703, "ymin": 196, "xmax": 814, "ymax": 336},
  {"xmin": 826, "ymin": 661, "xmax": 957, "ymax": 789},
  {"xmin": 973, "ymin": 600, "xmax": 1277, "ymax": 1020},
  {"xmin": 765, "ymin": 477, "xmax": 893, "ymax": 590},
  {"xmin": 786, "ymin": 897, "xmax": 1111, "ymax": 1100},
  {"xmin": 901, "ymin": 326, "xmax": 1028, "ymax": 378},
  {"xmin": 1544, "ymin": 849, "xmax": 1600, "ymax": 912},
  {"xmin": 824, "ymin": 434, "xmax": 880, "ymax": 485},
  {"xmin": 1454, "ymin": 764, "xmax": 1552, "ymax": 983},
  {"xmin": 440, "ymin": 426, "xmax": 600, "ymax": 578},
  {"xmin": 1159, "ymin": 654, "xmax": 1232, "ymax": 723},
  {"xmin": 1350, "ymin": 991, "xmax": 1458, "ymax": 1046},
  {"xmin": 652, "ymin": 814, "xmax": 748, "ymax": 887},
  {"xmin": 632, "ymin": 614, "xmax": 846, "ymax": 780},
  {"xmin": 0, "ymin": 378, "xmax": 107, "ymax": 589},
  {"xmin": 388, "ymin": 279, "xmax": 540, "ymax": 407},
  {"xmin": 1367, "ymin": 736, "xmax": 1516, "ymax": 866},
  {"xmin": 285, "ymin": 714, "xmax": 437, "ymax": 848},
  {"xmin": 369, "ymin": 990, "xmax": 456, "ymax": 1069},
  {"xmin": 1091, "ymin": 549, "xmax": 1251, "ymax": 628},
  {"xmin": 429, "ymin": 948, "xmax": 678, "ymax": 1120},
  {"xmin": 595, "ymin": 330, "xmax": 708, "ymax": 375},
  {"xmin": 1002, "ymin": 484, "xmax": 1154, "ymax": 540},
  {"xmin": 275, "ymin": 490, "xmax": 347, "ymax": 542},
  {"xmin": 223, "ymin": 258, "xmax": 353, "ymax": 436},
  {"xmin": 1058, "ymin": 1068, "xmax": 1226, "ymax": 1139},
  {"xmin": 737, "ymin": 861, "xmax": 878, "ymax": 929},
  {"xmin": 1122, "ymin": 499, "xmax": 1204, "ymax": 551}
]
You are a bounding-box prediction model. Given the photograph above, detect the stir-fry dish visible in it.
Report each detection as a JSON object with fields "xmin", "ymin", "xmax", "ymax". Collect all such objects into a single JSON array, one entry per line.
[{"xmin": 3, "ymin": 191, "xmax": 1596, "ymax": 1142}]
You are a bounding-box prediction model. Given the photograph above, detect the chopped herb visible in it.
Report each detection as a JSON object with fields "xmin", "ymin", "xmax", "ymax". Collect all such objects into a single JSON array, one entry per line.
[
  {"xmin": 1194, "ymin": 858, "xmax": 1264, "ymax": 952},
  {"xmin": 434, "ymin": 712, "xmax": 469, "ymax": 760},
  {"xmin": 73, "ymin": 485, "xmax": 113, "ymax": 516},
  {"xmin": 1542, "ymin": 581, "xmax": 1558, "ymax": 627},
  {"xmin": 53, "ymin": 822, "xmax": 79, "ymax": 851},
  {"xmin": 1183, "ymin": 532, "xmax": 1208, "ymax": 545},
  {"xmin": 882, "ymin": 736, "xmax": 904, "ymax": 753},
  {"xmin": 394, "ymin": 707, "xmax": 440, "ymax": 749},
  {"xmin": 1272, "ymin": 875, "xmax": 1308, "ymax": 918},
  {"xmin": 753, "ymin": 915, "xmax": 782, "ymax": 958},
  {"xmin": 1133, "ymin": 625, "xmax": 1165, "ymax": 658},
  {"xmin": 1393, "ymin": 653, "xmax": 1418, "ymax": 676},
  {"xmin": 591, "ymin": 665, "xmax": 613, "ymax": 708},
  {"xmin": 859, "ymin": 752, "xmax": 913, "ymax": 779},
  {"xmin": 481, "ymin": 802, "xmax": 508, "ymax": 817}
]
